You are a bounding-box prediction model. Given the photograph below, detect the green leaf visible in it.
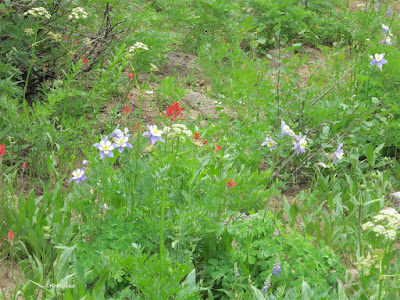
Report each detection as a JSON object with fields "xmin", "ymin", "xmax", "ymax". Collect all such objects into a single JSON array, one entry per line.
[
  {"xmin": 257, "ymin": 37, "xmax": 267, "ymax": 44},
  {"xmin": 301, "ymin": 280, "xmax": 313, "ymax": 299},
  {"xmin": 338, "ymin": 281, "xmax": 348, "ymax": 300},
  {"xmin": 366, "ymin": 144, "xmax": 375, "ymax": 166},
  {"xmin": 250, "ymin": 285, "xmax": 266, "ymax": 299}
]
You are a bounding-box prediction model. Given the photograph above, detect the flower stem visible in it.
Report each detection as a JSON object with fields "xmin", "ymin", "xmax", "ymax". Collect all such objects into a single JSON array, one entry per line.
[{"xmin": 23, "ymin": 20, "xmax": 39, "ymax": 102}]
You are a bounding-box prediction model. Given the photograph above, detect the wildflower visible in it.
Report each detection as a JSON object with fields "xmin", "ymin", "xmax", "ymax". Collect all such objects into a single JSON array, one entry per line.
[
  {"xmin": 215, "ymin": 145, "xmax": 222, "ymax": 152},
  {"xmin": 142, "ymin": 125, "xmax": 164, "ymax": 144},
  {"xmin": 387, "ymin": 7, "xmax": 393, "ymax": 17},
  {"xmin": 162, "ymin": 102, "xmax": 185, "ymax": 122},
  {"xmin": 122, "ymin": 105, "xmax": 133, "ymax": 115},
  {"xmin": 292, "ymin": 133, "xmax": 307, "ymax": 155},
  {"xmin": 314, "ymin": 162, "xmax": 327, "ymax": 168},
  {"xmin": 280, "ymin": 121, "xmax": 295, "ymax": 137},
  {"xmin": 68, "ymin": 7, "xmax": 88, "ymax": 20},
  {"xmin": 127, "ymin": 72, "xmax": 134, "ymax": 79},
  {"xmin": 24, "ymin": 28, "xmax": 34, "ymax": 36},
  {"xmin": 110, "ymin": 125, "xmax": 127, "ymax": 138},
  {"xmin": 0, "ymin": 144, "xmax": 6, "ymax": 157},
  {"xmin": 22, "ymin": 162, "xmax": 27, "ymax": 170},
  {"xmin": 261, "ymin": 137, "xmax": 277, "ymax": 151},
  {"xmin": 4, "ymin": 231, "xmax": 16, "ymax": 243},
  {"xmin": 333, "ymin": 143, "xmax": 344, "ymax": 165},
  {"xmin": 81, "ymin": 57, "xmax": 89, "ymax": 64},
  {"xmin": 226, "ymin": 179, "xmax": 237, "ymax": 189},
  {"xmin": 374, "ymin": 1, "xmax": 379, "ymax": 12},
  {"xmin": 382, "ymin": 36, "xmax": 392, "ymax": 46},
  {"xmin": 390, "ymin": 192, "xmax": 400, "ymax": 201},
  {"xmin": 362, "ymin": 207, "xmax": 400, "ymax": 240},
  {"xmin": 145, "ymin": 90, "xmax": 154, "ymax": 94},
  {"xmin": 48, "ymin": 31, "xmax": 62, "ymax": 42},
  {"xmin": 23, "ymin": 7, "xmax": 51, "ymax": 19},
  {"xmin": 370, "ymin": 53, "xmax": 388, "ymax": 71},
  {"xmin": 102, "ymin": 203, "xmax": 109, "ymax": 210},
  {"xmin": 262, "ymin": 275, "xmax": 272, "ymax": 293},
  {"xmin": 150, "ymin": 63, "xmax": 159, "ymax": 71},
  {"xmin": 299, "ymin": 1, "xmax": 306, "ymax": 6},
  {"xmin": 82, "ymin": 37, "xmax": 91, "ymax": 46},
  {"xmin": 234, "ymin": 262, "xmax": 240, "ymax": 277},
  {"xmin": 382, "ymin": 24, "xmax": 390, "ymax": 33},
  {"xmin": 93, "ymin": 137, "xmax": 115, "ymax": 159},
  {"xmin": 272, "ymin": 258, "xmax": 281, "ymax": 277},
  {"xmin": 113, "ymin": 132, "xmax": 133, "ymax": 153},
  {"xmin": 82, "ymin": 159, "xmax": 88, "ymax": 165},
  {"xmin": 69, "ymin": 167, "xmax": 86, "ymax": 184},
  {"xmin": 127, "ymin": 42, "xmax": 149, "ymax": 57}
]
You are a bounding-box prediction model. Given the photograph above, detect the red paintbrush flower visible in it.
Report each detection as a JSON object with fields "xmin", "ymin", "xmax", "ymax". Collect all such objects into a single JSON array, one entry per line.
[
  {"xmin": 226, "ymin": 179, "xmax": 237, "ymax": 189},
  {"xmin": 0, "ymin": 144, "xmax": 6, "ymax": 157},
  {"xmin": 162, "ymin": 102, "xmax": 185, "ymax": 122},
  {"xmin": 128, "ymin": 72, "xmax": 134, "ymax": 79},
  {"xmin": 81, "ymin": 57, "xmax": 89, "ymax": 65},
  {"xmin": 22, "ymin": 161, "xmax": 27, "ymax": 170},
  {"xmin": 122, "ymin": 105, "xmax": 133, "ymax": 116},
  {"xmin": 215, "ymin": 145, "xmax": 221, "ymax": 152}
]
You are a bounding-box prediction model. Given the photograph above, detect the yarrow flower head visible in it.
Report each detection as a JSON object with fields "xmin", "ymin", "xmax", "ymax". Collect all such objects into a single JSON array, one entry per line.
[
  {"xmin": 68, "ymin": 7, "xmax": 88, "ymax": 20},
  {"xmin": 362, "ymin": 207, "xmax": 400, "ymax": 240},
  {"xmin": 93, "ymin": 137, "xmax": 115, "ymax": 159},
  {"xmin": 261, "ymin": 137, "xmax": 277, "ymax": 151},
  {"xmin": 370, "ymin": 53, "xmax": 388, "ymax": 71},
  {"xmin": 142, "ymin": 125, "xmax": 164, "ymax": 145},
  {"xmin": 24, "ymin": 28, "xmax": 34, "ymax": 36},
  {"xmin": 292, "ymin": 133, "xmax": 307, "ymax": 155},
  {"xmin": 24, "ymin": 7, "xmax": 51, "ymax": 19},
  {"xmin": 333, "ymin": 143, "xmax": 344, "ymax": 165},
  {"xmin": 163, "ymin": 124, "xmax": 192, "ymax": 141},
  {"xmin": 127, "ymin": 42, "xmax": 149, "ymax": 57},
  {"xmin": 162, "ymin": 102, "xmax": 185, "ymax": 122},
  {"xmin": 280, "ymin": 121, "xmax": 295, "ymax": 137},
  {"xmin": 69, "ymin": 167, "xmax": 86, "ymax": 184}
]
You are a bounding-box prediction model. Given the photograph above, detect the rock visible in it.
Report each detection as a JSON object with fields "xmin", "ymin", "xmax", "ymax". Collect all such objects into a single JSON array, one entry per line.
[{"xmin": 181, "ymin": 90, "xmax": 219, "ymax": 119}]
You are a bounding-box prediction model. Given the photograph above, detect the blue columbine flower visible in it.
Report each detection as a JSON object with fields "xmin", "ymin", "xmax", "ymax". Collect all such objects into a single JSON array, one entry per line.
[
  {"xmin": 261, "ymin": 137, "xmax": 277, "ymax": 151},
  {"xmin": 93, "ymin": 136, "xmax": 116, "ymax": 159},
  {"xmin": 272, "ymin": 259, "xmax": 282, "ymax": 277},
  {"xmin": 387, "ymin": 7, "xmax": 393, "ymax": 17},
  {"xmin": 69, "ymin": 167, "xmax": 86, "ymax": 184},
  {"xmin": 114, "ymin": 131, "xmax": 133, "ymax": 153},
  {"xmin": 382, "ymin": 24, "xmax": 390, "ymax": 34},
  {"xmin": 280, "ymin": 121, "xmax": 295, "ymax": 137},
  {"xmin": 370, "ymin": 53, "xmax": 388, "ymax": 71},
  {"xmin": 374, "ymin": 1, "xmax": 379, "ymax": 12},
  {"xmin": 292, "ymin": 133, "xmax": 307, "ymax": 155},
  {"xmin": 333, "ymin": 143, "xmax": 344, "ymax": 165},
  {"xmin": 142, "ymin": 125, "xmax": 164, "ymax": 144},
  {"xmin": 82, "ymin": 159, "xmax": 89, "ymax": 165}
]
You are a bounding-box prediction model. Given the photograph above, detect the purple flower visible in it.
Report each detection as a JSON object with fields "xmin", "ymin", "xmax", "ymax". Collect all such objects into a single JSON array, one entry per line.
[
  {"xmin": 262, "ymin": 276, "xmax": 271, "ymax": 293},
  {"xmin": 382, "ymin": 36, "xmax": 392, "ymax": 45},
  {"xmin": 114, "ymin": 132, "xmax": 133, "ymax": 153},
  {"xmin": 261, "ymin": 137, "xmax": 277, "ymax": 151},
  {"xmin": 370, "ymin": 53, "xmax": 388, "ymax": 71},
  {"xmin": 299, "ymin": 1, "xmax": 306, "ymax": 6},
  {"xmin": 374, "ymin": 1, "xmax": 379, "ymax": 12},
  {"xmin": 382, "ymin": 24, "xmax": 390, "ymax": 33},
  {"xmin": 387, "ymin": 7, "xmax": 393, "ymax": 17},
  {"xmin": 102, "ymin": 203, "xmax": 109, "ymax": 210},
  {"xmin": 280, "ymin": 121, "xmax": 295, "ymax": 137},
  {"xmin": 93, "ymin": 136, "xmax": 115, "ymax": 159},
  {"xmin": 272, "ymin": 259, "xmax": 281, "ymax": 277},
  {"xmin": 333, "ymin": 143, "xmax": 344, "ymax": 165},
  {"xmin": 82, "ymin": 159, "xmax": 88, "ymax": 165},
  {"xmin": 69, "ymin": 167, "xmax": 86, "ymax": 184},
  {"xmin": 142, "ymin": 125, "xmax": 164, "ymax": 145},
  {"xmin": 292, "ymin": 133, "xmax": 307, "ymax": 155},
  {"xmin": 110, "ymin": 125, "xmax": 126, "ymax": 138},
  {"xmin": 314, "ymin": 162, "xmax": 328, "ymax": 168},
  {"xmin": 391, "ymin": 192, "xmax": 400, "ymax": 201}
]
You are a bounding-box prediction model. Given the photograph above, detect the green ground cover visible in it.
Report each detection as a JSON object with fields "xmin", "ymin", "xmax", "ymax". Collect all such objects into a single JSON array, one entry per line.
[{"xmin": 1, "ymin": 0, "xmax": 400, "ymax": 299}]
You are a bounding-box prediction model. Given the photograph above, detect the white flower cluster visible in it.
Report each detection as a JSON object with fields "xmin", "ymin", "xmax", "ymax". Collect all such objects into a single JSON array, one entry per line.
[
  {"xmin": 127, "ymin": 42, "xmax": 149, "ymax": 57},
  {"xmin": 68, "ymin": 7, "xmax": 88, "ymax": 20},
  {"xmin": 48, "ymin": 31, "xmax": 62, "ymax": 42},
  {"xmin": 24, "ymin": 28, "xmax": 34, "ymax": 36},
  {"xmin": 24, "ymin": 7, "xmax": 51, "ymax": 19},
  {"xmin": 163, "ymin": 124, "xmax": 193, "ymax": 141},
  {"xmin": 362, "ymin": 207, "xmax": 400, "ymax": 240}
]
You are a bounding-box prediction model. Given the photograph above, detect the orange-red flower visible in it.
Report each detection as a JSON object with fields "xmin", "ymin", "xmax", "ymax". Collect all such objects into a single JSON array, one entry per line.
[
  {"xmin": 162, "ymin": 102, "xmax": 185, "ymax": 122},
  {"xmin": 81, "ymin": 57, "xmax": 89, "ymax": 65},
  {"xmin": 22, "ymin": 161, "xmax": 27, "ymax": 170},
  {"xmin": 215, "ymin": 145, "xmax": 222, "ymax": 152},
  {"xmin": 0, "ymin": 144, "xmax": 6, "ymax": 157},
  {"xmin": 122, "ymin": 105, "xmax": 133, "ymax": 116},
  {"xmin": 226, "ymin": 179, "xmax": 237, "ymax": 189},
  {"xmin": 127, "ymin": 72, "xmax": 134, "ymax": 79}
]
